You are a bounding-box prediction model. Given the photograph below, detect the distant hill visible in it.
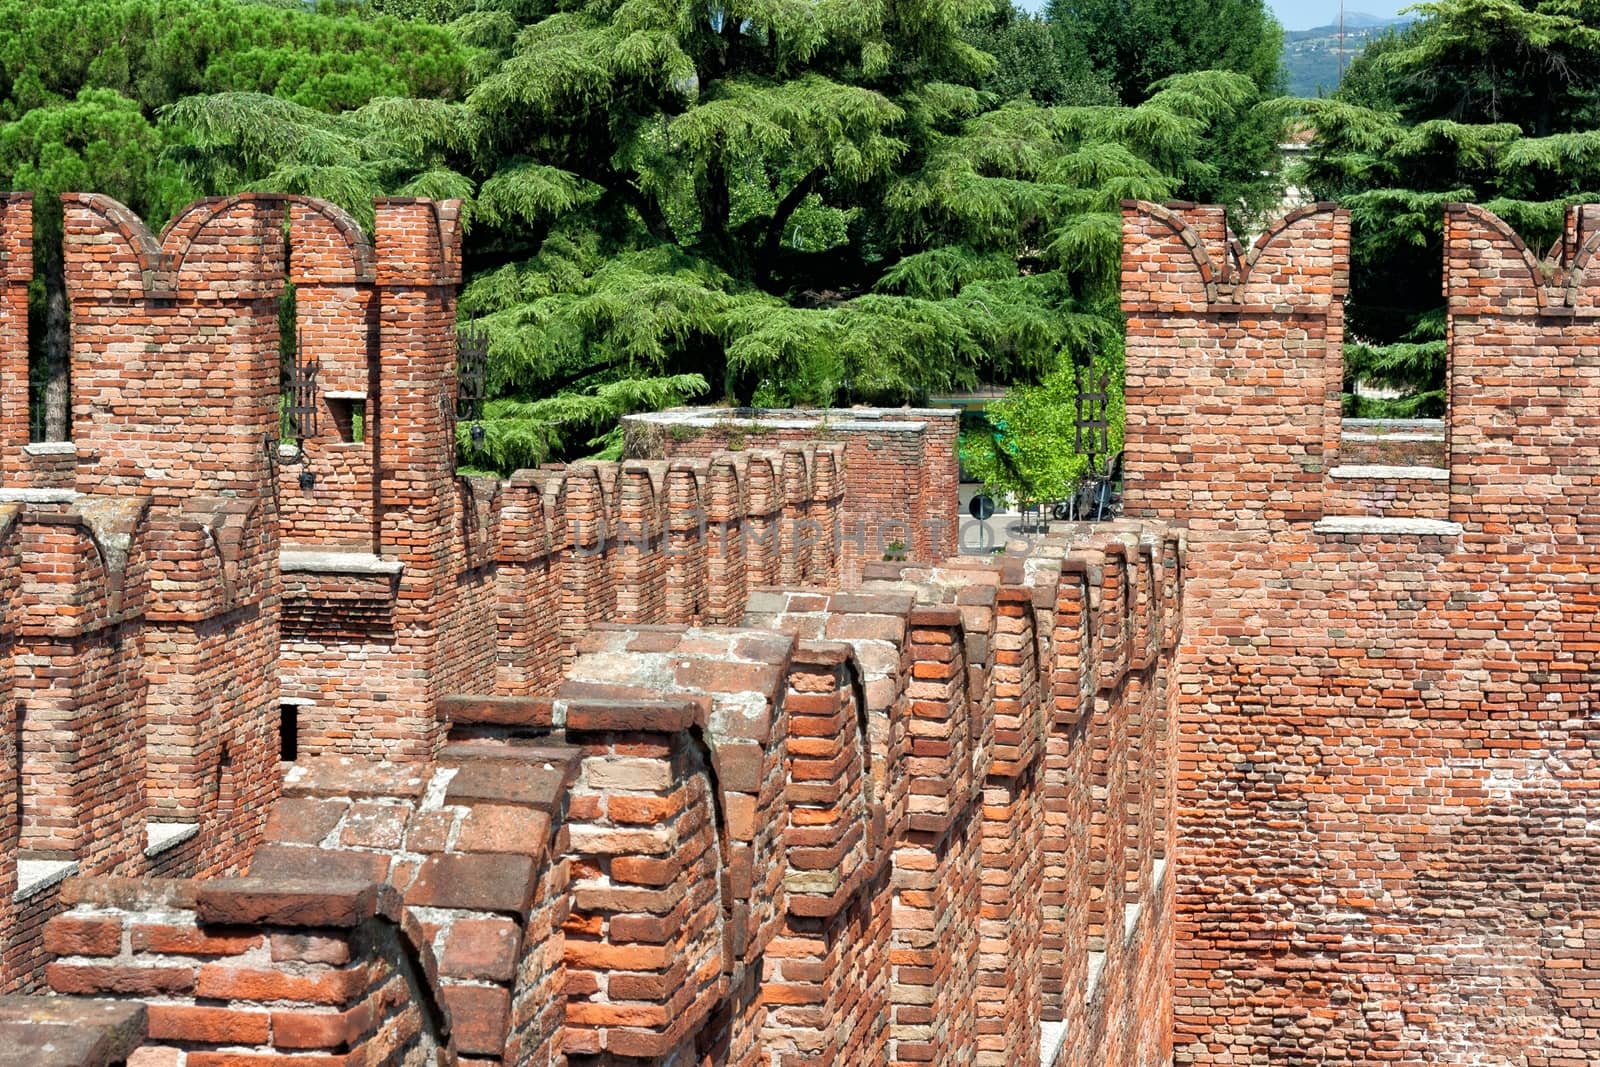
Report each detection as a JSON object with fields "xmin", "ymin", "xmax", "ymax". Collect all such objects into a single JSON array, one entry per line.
[{"xmin": 1282, "ymin": 14, "xmax": 1411, "ymax": 97}]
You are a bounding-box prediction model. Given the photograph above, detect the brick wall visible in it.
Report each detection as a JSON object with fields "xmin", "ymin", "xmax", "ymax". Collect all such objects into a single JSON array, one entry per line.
[
  {"xmin": 1, "ymin": 180, "xmax": 1180, "ymax": 1060},
  {"xmin": 0, "ymin": 194, "xmax": 30, "ymax": 479},
  {"xmin": 31, "ymin": 524, "xmax": 1182, "ymax": 1065},
  {"xmin": 1125, "ymin": 198, "xmax": 1600, "ymax": 1063},
  {"xmin": 276, "ymin": 197, "xmax": 503, "ymax": 762},
  {"xmin": 0, "ymin": 193, "xmax": 295, "ymax": 993},
  {"xmin": 491, "ymin": 447, "xmax": 847, "ymax": 697},
  {"xmin": 625, "ymin": 406, "xmax": 961, "ymax": 575}
]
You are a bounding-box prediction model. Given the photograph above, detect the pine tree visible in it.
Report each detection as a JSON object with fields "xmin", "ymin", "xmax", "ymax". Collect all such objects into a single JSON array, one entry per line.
[
  {"xmin": 1288, "ymin": 0, "xmax": 1600, "ymax": 415},
  {"xmin": 163, "ymin": 0, "xmax": 1263, "ymax": 475}
]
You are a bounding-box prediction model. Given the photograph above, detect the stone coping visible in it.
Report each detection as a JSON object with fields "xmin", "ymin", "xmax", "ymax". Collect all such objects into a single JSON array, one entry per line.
[
  {"xmin": 1341, "ymin": 418, "xmax": 1445, "ymax": 432},
  {"xmin": 1328, "ymin": 464, "xmax": 1450, "ymax": 481},
  {"xmin": 280, "ymin": 550, "xmax": 405, "ymax": 575},
  {"xmin": 628, "ymin": 405, "xmax": 957, "ymax": 433},
  {"xmin": 1314, "ymin": 516, "xmax": 1463, "ymax": 536},
  {"xmin": 143, "ymin": 821, "xmax": 198, "ymax": 858},
  {"xmin": 0, "ymin": 997, "xmax": 146, "ymax": 1067},
  {"xmin": 14, "ymin": 858, "xmax": 78, "ymax": 902},
  {"xmin": 0, "ymin": 488, "xmax": 78, "ymax": 503}
]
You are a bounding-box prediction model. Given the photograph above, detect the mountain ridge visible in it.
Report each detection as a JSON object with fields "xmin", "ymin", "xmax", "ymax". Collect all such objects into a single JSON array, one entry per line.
[{"xmin": 1282, "ymin": 13, "xmax": 1411, "ymax": 97}]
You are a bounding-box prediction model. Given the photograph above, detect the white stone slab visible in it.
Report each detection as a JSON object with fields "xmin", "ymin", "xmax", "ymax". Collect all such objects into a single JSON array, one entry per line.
[
  {"xmin": 1329, "ymin": 465, "xmax": 1449, "ymax": 481},
  {"xmin": 1315, "ymin": 516, "xmax": 1463, "ymax": 536},
  {"xmin": 14, "ymin": 858, "xmax": 78, "ymax": 902},
  {"xmin": 280, "ymin": 551, "xmax": 405, "ymax": 575},
  {"xmin": 144, "ymin": 822, "xmax": 198, "ymax": 858}
]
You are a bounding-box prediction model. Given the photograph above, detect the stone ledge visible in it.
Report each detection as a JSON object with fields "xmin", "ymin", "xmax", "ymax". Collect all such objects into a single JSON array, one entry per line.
[
  {"xmin": 1084, "ymin": 949, "xmax": 1106, "ymax": 1006},
  {"xmin": 21, "ymin": 442, "xmax": 77, "ymax": 457},
  {"xmin": 0, "ymin": 488, "xmax": 78, "ymax": 503},
  {"xmin": 0, "ymin": 997, "xmax": 146, "ymax": 1067},
  {"xmin": 143, "ymin": 823, "xmax": 197, "ymax": 859},
  {"xmin": 15, "ymin": 859, "xmax": 78, "ymax": 903},
  {"xmin": 1040, "ymin": 1019, "xmax": 1067, "ymax": 1067},
  {"xmin": 197, "ymin": 875, "xmax": 386, "ymax": 928},
  {"xmin": 1340, "ymin": 431, "xmax": 1445, "ymax": 442},
  {"xmin": 1314, "ymin": 516, "xmax": 1463, "ymax": 536},
  {"xmin": 1329, "ymin": 465, "xmax": 1449, "ymax": 481},
  {"xmin": 280, "ymin": 550, "xmax": 405, "ymax": 575}
]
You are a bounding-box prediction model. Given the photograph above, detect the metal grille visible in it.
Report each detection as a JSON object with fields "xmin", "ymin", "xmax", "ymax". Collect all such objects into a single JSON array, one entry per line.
[
  {"xmin": 1074, "ymin": 365, "xmax": 1109, "ymax": 462},
  {"xmin": 282, "ymin": 331, "xmax": 320, "ymax": 449},
  {"xmin": 457, "ymin": 325, "xmax": 489, "ymax": 424}
]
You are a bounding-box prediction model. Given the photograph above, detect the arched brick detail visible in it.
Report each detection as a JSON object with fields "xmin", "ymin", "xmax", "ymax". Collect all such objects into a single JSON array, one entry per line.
[{"xmin": 1443, "ymin": 201, "xmax": 1548, "ymax": 315}]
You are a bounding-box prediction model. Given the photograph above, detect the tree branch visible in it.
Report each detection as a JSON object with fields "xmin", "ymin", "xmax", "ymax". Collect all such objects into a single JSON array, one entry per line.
[{"xmin": 760, "ymin": 166, "xmax": 825, "ymax": 270}]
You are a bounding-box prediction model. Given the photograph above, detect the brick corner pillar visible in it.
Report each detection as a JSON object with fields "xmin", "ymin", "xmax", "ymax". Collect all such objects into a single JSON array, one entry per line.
[
  {"xmin": 1442, "ymin": 201, "xmax": 1600, "ymax": 535},
  {"xmin": 0, "ymin": 193, "xmax": 32, "ymax": 482},
  {"xmin": 58, "ymin": 193, "xmax": 287, "ymax": 881},
  {"xmin": 0, "ymin": 504, "xmax": 19, "ymax": 988},
  {"xmin": 373, "ymin": 197, "xmax": 469, "ymax": 754},
  {"xmin": 282, "ymin": 196, "xmax": 379, "ymax": 550},
  {"xmin": 1120, "ymin": 199, "xmax": 1349, "ymax": 531}
]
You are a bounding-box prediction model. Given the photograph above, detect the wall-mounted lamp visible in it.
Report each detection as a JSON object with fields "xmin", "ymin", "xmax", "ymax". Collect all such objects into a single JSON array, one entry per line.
[
  {"xmin": 457, "ymin": 324, "xmax": 489, "ymax": 458},
  {"xmin": 276, "ymin": 329, "xmax": 320, "ymax": 491}
]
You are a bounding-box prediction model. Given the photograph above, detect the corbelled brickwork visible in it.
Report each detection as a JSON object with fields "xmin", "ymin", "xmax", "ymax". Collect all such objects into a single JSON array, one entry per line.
[
  {"xmin": 1125, "ymin": 198, "xmax": 1600, "ymax": 1064},
  {"xmin": 39, "ymin": 530, "xmax": 1180, "ymax": 1067}
]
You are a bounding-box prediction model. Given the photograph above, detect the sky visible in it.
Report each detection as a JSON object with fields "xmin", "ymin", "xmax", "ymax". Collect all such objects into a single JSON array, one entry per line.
[{"xmin": 1014, "ymin": 0, "xmax": 1412, "ymax": 32}]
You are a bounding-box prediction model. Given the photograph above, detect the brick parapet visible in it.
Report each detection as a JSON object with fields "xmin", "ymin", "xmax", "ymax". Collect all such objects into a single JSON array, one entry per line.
[
  {"xmin": 1122, "ymin": 200, "xmax": 1349, "ymax": 532},
  {"xmin": 491, "ymin": 447, "xmax": 848, "ymax": 699},
  {"xmin": 1124, "ymin": 200, "xmax": 1600, "ymax": 1062},
  {"xmin": 24, "ymin": 522, "xmax": 1181, "ymax": 1066},
  {"xmin": 625, "ymin": 406, "xmax": 959, "ymax": 576}
]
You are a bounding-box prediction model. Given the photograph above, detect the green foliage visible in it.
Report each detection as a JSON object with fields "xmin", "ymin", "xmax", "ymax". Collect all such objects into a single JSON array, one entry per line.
[
  {"xmin": 0, "ymin": 0, "xmax": 1285, "ymax": 483},
  {"xmin": 1049, "ymin": 0, "xmax": 1283, "ymax": 104},
  {"xmin": 150, "ymin": 0, "xmax": 1267, "ymax": 479},
  {"xmin": 0, "ymin": 0, "xmax": 469, "ymax": 120},
  {"xmin": 1046, "ymin": 0, "xmax": 1288, "ymax": 220},
  {"xmin": 459, "ymin": 373, "xmax": 710, "ymax": 470},
  {"xmin": 1290, "ymin": 0, "xmax": 1600, "ymax": 409},
  {"xmin": 957, "ymin": 341, "xmax": 1125, "ymax": 505},
  {"xmin": 962, "ymin": 4, "xmax": 1116, "ymax": 105}
]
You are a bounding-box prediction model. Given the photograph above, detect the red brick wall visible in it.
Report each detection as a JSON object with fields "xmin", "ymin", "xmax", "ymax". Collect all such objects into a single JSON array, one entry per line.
[
  {"xmin": 625, "ymin": 407, "xmax": 961, "ymax": 575},
  {"xmin": 0, "ymin": 506, "xmax": 20, "ymax": 986},
  {"xmin": 1122, "ymin": 200, "xmax": 1348, "ymax": 531},
  {"xmin": 0, "ymin": 194, "xmax": 30, "ymax": 476},
  {"xmin": 490, "ymin": 447, "xmax": 849, "ymax": 697},
  {"xmin": 280, "ymin": 197, "xmax": 380, "ymax": 551},
  {"xmin": 278, "ymin": 197, "xmax": 502, "ymax": 762},
  {"xmin": 1125, "ymin": 198, "xmax": 1600, "ymax": 1063},
  {"xmin": 29, "ymin": 521, "xmax": 1180, "ymax": 1064}
]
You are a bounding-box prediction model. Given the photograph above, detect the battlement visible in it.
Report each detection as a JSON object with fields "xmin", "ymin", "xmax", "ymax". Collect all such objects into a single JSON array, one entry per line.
[
  {"xmin": 36, "ymin": 524, "xmax": 1182, "ymax": 1067},
  {"xmin": 8, "ymin": 187, "xmax": 1598, "ymax": 1066},
  {"xmin": 1121, "ymin": 200, "xmax": 1600, "ymax": 1062},
  {"xmin": 1123, "ymin": 198, "xmax": 1600, "ymax": 542},
  {"xmin": 625, "ymin": 406, "xmax": 961, "ymax": 573}
]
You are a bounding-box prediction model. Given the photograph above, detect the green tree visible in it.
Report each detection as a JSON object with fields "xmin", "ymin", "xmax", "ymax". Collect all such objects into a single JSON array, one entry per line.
[
  {"xmin": 1046, "ymin": 0, "xmax": 1288, "ymax": 217},
  {"xmin": 161, "ymin": 0, "xmax": 1263, "ymax": 478},
  {"xmin": 957, "ymin": 342, "xmax": 1124, "ymax": 507},
  {"xmin": 963, "ymin": 3, "xmax": 1116, "ymax": 105},
  {"xmin": 1289, "ymin": 0, "xmax": 1600, "ymax": 414}
]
